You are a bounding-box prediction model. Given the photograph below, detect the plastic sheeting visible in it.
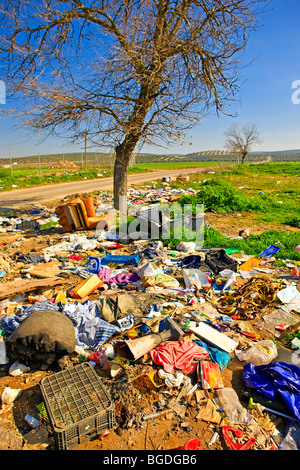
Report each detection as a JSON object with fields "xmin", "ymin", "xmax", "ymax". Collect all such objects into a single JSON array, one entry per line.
[{"xmin": 243, "ymin": 361, "xmax": 300, "ymax": 420}]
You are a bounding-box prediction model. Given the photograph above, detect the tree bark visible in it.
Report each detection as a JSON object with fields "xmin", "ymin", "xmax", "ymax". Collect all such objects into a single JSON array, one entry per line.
[
  {"xmin": 113, "ymin": 138, "xmax": 138, "ymax": 210},
  {"xmin": 113, "ymin": 157, "xmax": 129, "ymax": 211},
  {"xmin": 241, "ymin": 152, "xmax": 248, "ymax": 164}
]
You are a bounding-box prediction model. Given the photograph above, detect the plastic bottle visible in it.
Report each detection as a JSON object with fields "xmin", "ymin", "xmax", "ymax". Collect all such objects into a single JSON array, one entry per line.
[
  {"xmin": 191, "ymin": 271, "xmax": 210, "ymax": 288},
  {"xmin": 25, "ymin": 414, "xmax": 39, "ymax": 429},
  {"xmin": 238, "ymin": 340, "xmax": 277, "ymax": 366}
]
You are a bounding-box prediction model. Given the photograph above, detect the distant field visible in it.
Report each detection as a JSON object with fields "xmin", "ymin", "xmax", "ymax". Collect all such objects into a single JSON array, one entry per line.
[
  {"xmin": 135, "ymin": 161, "xmax": 223, "ymax": 169},
  {"xmin": 153, "ymin": 162, "xmax": 300, "ymax": 261}
]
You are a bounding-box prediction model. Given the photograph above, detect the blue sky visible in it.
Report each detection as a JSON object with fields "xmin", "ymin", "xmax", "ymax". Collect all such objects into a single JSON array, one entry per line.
[{"xmin": 0, "ymin": 0, "xmax": 300, "ymax": 159}]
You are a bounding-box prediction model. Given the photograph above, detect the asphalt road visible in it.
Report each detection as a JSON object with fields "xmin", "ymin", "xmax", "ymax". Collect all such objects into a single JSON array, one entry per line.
[{"xmin": 0, "ymin": 166, "xmax": 210, "ymax": 211}]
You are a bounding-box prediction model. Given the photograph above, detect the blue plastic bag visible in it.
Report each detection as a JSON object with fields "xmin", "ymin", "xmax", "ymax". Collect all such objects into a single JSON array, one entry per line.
[{"xmin": 243, "ymin": 361, "xmax": 300, "ymax": 420}]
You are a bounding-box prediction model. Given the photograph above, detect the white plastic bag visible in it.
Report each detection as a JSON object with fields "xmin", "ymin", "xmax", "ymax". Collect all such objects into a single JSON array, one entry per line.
[
  {"xmin": 176, "ymin": 242, "xmax": 196, "ymax": 252},
  {"xmin": 236, "ymin": 340, "xmax": 277, "ymax": 366},
  {"xmin": 1, "ymin": 387, "xmax": 22, "ymax": 405},
  {"xmin": 136, "ymin": 262, "xmax": 163, "ymax": 278},
  {"xmin": 183, "ymin": 269, "xmax": 210, "ymax": 289},
  {"xmin": 216, "ymin": 387, "xmax": 253, "ymax": 425},
  {"xmin": 9, "ymin": 361, "xmax": 30, "ymax": 376}
]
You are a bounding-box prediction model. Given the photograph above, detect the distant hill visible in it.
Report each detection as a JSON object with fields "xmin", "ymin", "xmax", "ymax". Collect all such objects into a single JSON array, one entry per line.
[
  {"xmin": 135, "ymin": 149, "xmax": 300, "ymax": 163},
  {"xmin": 1, "ymin": 148, "xmax": 300, "ymax": 168}
]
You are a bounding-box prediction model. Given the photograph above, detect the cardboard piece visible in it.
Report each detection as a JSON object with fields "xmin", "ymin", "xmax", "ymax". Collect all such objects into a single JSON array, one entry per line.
[
  {"xmin": 196, "ymin": 399, "xmax": 222, "ymax": 424},
  {"xmin": 189, "ymin": 322, "xmax": 239, "ymax": 354},
  {"xmin": 26, "ymin": 261, "xmax": 62, "ymax": 279}
]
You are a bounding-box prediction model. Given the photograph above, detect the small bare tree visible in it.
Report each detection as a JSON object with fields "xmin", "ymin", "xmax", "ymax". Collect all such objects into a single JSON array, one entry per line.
[
  {"xmin": 0, "ymin": 1, "xmax": 266, "ymax": 208},
  {"xmin": 224, "ymin": 122, "xmax": 262, "ymax": 164}
]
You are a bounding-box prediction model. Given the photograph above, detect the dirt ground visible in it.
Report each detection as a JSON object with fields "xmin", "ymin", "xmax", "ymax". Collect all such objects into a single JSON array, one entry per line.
[{"xmin": 0, "ymin": 192, "xmax": 299, "ymax": 453}]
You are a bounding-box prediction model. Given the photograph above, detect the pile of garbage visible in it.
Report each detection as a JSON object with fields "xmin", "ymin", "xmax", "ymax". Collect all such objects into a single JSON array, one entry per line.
[
  {"xmin": 0, "ymin": 190, "xmax": 299, "ymax": 451},
  {"xmin": 51, "ymin": 160, "xmax": 78, "ymax": 169}
]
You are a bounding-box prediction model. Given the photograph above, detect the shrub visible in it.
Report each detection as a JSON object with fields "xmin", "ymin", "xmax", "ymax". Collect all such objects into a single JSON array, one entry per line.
[{"xmin": 179, "ymin": 178, "xmax": 266, "ymax": 213}]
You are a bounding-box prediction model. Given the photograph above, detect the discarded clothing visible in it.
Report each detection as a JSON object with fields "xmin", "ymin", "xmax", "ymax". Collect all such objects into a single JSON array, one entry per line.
[
  {"xmin": 96, "ymin": 294, "xmax": 149, "ymax": 323},
  {"xmin": 98, "ymin": 267, "xmax": 113, "ymax": 282},
  {"xmin": 0, "ymin": 300, "xmax": 121, "ymax": 350},
  {"xmin": 150, "ymin": 340, "xmax": 210, "ymax": 375},
  {"xmin": 193, "ymin": 340, "xmax": 232, "ymax": 371},
  {"xmin": 12, "ymin": 252, "xmax": 45, "ymax": 264},
  {"xmin": 243, "ymin": 361, "xmax": 300, "ymax": 420},
  {"xmin": 97, "ymin": 267, "xmax": 139, "ymax": 285},
  {"xmin": 173, "ymin": 255, "xmax": 202, "ymax": 269},
  {"xmin": 142, "ymin": 242, "xmax": 163, "ymax": 259},
  {"xmin": 110, "ymin": 272, "xmax": 139, "ymax": 284},
  {"xmin": 62, "ymin": 300, "xmax": 121, "ymax": 348}
]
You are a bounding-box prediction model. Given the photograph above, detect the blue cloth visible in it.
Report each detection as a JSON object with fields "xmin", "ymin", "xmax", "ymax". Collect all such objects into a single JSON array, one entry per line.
[
  {"xmin": 0, "ymin": 301, "xmax": 61, "ymax": 334},
  {"xmin": 243, "ymin": 361, "xmax": 300, "ymax": 420},
  {"xmin": 62, "ymin": 301, "xmax": 121, "ymax": 349},
  {"xmin": 193, "ymin": 339, "xmax": 232, "ymax": 370}
]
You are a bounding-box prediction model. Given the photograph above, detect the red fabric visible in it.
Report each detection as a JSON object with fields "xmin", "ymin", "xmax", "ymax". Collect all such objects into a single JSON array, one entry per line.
[{"xmin": 150, "ymin": 340, "xmax": 210, "ymax": 375}]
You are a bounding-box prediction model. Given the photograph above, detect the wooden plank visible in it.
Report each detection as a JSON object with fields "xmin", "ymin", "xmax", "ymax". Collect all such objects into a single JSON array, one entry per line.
[
  {"xmin": 188, "ymin": 322, "xmax": 239, "ymax": 354},
  {"xmin": 0, "ymin": 277, "xmax": 65, "ymax": 300}
]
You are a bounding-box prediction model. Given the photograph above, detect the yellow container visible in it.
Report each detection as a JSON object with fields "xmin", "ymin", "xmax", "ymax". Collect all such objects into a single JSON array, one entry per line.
[{"xmin": 69, "ymin": 274, "xmax": 103, "ymax": 299}]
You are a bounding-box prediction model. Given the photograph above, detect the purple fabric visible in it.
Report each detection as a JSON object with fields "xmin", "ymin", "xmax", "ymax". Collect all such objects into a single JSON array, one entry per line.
[
  {"xmin": 110, "ymin": 273, "xmax": 139, "ymax": 284},
  {"xmin": 97, "ymin": 268, "xmax": 139, "ymax": 284},
  {"xmin": 98, "ymin": 267, "xmax": 111, "ymax": 282}
]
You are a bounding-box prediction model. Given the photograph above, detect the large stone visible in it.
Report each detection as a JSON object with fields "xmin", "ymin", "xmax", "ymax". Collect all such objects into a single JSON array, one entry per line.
[{"xmin": 7, "ymin": 309, "xmax": 76, "ymax": 365}]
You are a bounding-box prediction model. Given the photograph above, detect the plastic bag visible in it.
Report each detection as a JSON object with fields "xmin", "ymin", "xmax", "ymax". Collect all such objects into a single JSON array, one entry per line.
[
  {"xmin": 279, "ymin": 421, "xmax": 300, "ymax": 450},
  {"xmin": 236, "ymin": 340, "xmax": 277, "ymax": 366},
  {"xmin": 243, "ymin": 361, "xmax": 300, "ymax": 420},
  {"xmin": 183, "ymin": 269, "xmax": 210, "ymax": 289},
  {"xmin": 216, "ymin": 387, "xmax": 253, "ymax": 425},
  {"xmin": 1, "ymin": 387, "xmax": 22, "ymax": 405},
  {"xmin": 176, "ymin": 242, "xmax": 196, "ymax": 252},
  {"xmin": 9, "ymin": 361, "xmax": 30, "ymax": 376},
  {"xmin": 0, "ymin": 338, "xmax": 8, "ymax": 365}
]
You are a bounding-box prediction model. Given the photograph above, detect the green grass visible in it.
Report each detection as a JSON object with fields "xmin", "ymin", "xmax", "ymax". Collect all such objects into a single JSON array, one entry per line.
[
  {"xmin": 0, "ymin": 165, "xmax": 151, "ymax": 191},
  {"xmin": 152, "ymin": 163, "xmax": 300, "ymax": 261},
  {"xmin": 163, "ymin": 226, "xmax": 300, "ymax": 262},
  {"xmin": 285, "ymin": 216, "xmax": 300, "ymax": 229}
]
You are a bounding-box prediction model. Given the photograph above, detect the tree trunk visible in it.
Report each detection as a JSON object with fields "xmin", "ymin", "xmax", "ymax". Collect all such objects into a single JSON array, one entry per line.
[
  {"xmin": 241, "ymin": 152, "xmax": 247, "ymax": 164},
  {"xmin": 113, "ymin": 157, "xmax": 129, "ymax": 211},
  {"xmin": 113, "ymin": 139, "xmax": 137, "ymax": 210}
]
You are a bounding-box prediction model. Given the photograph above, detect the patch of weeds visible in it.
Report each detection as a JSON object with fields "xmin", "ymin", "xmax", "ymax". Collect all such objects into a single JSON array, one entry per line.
[
  {"xmin": 285, "ymin": 216, "xmax": 300, "ymax": 229},
  {"xmin": 222, "ymin": 230, "xmax": 300, "ymax": 261},
  {"xmin": 160, "ymin": 225, "xmax": 300, "ymax": 261},
  {"xmin": 179, "ymin": 178, "xmax": 267, "ymax": 213}
]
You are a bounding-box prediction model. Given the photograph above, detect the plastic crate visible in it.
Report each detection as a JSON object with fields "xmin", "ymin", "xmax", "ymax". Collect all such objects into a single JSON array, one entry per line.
[
  {"xmin": 205, "ymin": 249, "xmax": 238, "ymax": 274},
  {"xmin": 39, "ymin": 363, "xmax": 116, "ymax": 450},
  {"xmin": 100, "ymin": 253, "xmax": 139, "ymax": 265}
]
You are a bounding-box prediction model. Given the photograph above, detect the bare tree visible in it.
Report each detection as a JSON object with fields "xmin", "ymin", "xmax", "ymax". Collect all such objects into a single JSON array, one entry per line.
[
  {"xmin": 224, "ymin": 122, "xmax": 262, "ymax": 163},
  {"xmin": 0, "ymin": 0, "xmax": 267, "ymax": 209}
]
